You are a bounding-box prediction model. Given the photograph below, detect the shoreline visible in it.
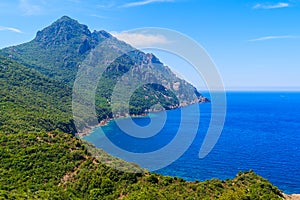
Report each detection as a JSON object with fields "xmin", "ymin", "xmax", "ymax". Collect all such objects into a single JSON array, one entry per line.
[
  {"xmin": 75, "ymin": 113, "xmax": 149, "ymax": 138},
  {"xmin": 75, "ymin": 98, "xmax": 209, "ymax": 138},
  {"xmin": 75, "ymin": 118, "xmax": 113, "ymax": 138}
]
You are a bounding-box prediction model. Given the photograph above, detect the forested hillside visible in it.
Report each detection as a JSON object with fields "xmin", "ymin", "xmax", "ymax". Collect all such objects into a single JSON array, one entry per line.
[
  {"xmin": 0, "ymin": 43, "xmax": 283, "ymax": 200},
  {"xmin": 0, "ymin": 56, "xmax": 75, "ymax": 134},
  {"xmin": 0, "ymin": 17, "xmax": 286, "ymax": 199}
]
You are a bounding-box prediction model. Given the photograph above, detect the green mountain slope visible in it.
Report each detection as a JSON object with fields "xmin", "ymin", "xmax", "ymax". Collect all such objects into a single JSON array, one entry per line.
[
  {"xmin": 0, "ymin": 16, "xmax": 202, "ymax": 129},
  {"xmin": 0, "ymin": 56, "xmax": 75, "ymax": 134}
]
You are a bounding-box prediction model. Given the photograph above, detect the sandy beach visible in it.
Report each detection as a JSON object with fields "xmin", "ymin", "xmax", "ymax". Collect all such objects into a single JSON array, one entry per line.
[{"xmin": 284, "ymin": 194, "xmax": 300, "ymax": 200}]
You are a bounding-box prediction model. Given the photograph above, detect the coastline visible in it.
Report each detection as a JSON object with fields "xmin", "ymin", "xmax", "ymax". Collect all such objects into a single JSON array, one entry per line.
[
  {"xmin": 76, "ymin": 118, "xmax": 113, "ymax": 138},
  {"xmin": 75, "ymin": 97, "xmax": 210, "ymax": 138},
  {"xmin": 75, "ymin": 113, "xmax": 149, "ymax": 138}
]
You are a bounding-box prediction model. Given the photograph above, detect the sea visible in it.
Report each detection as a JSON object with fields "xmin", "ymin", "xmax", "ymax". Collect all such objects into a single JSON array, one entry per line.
[{"xmin": 83, "ymin": 92, "xmax": 300, "ymax": 194}]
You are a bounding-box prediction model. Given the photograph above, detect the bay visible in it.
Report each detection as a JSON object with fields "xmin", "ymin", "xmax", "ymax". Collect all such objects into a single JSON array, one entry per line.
[{"xmin": 83, "ymin": 92, "xmax": 300, "ymax": 194}]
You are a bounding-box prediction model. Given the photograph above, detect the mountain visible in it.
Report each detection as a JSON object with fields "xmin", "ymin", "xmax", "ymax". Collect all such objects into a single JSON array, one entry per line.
[
  {"xmin": 0, "ymin": 16, "xmax": 202, "ymax": 131},
  {"xmin": 0, "ymin": 16, "xmax": 285, "ymax": 199},
  {"xmin": 0, "ymin": 16, "xmax": 108, "ymax": 83}
]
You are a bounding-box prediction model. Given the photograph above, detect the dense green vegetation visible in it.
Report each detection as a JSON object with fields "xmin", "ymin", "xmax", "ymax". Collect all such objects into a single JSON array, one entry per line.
[
  {"xmin": 0, "ymin": 16, "xmax": 286, "ymax": 199},
  {"xmin": 0, "ymin": 50, "xmax": 284, "ymax": 200},
  {"xmin": 0, "ymin": 57, "xmax": 75, "ymax": 134},
  {"xmin": 0, "ymin": 131, "xmax": 284, "ymax": 199}
]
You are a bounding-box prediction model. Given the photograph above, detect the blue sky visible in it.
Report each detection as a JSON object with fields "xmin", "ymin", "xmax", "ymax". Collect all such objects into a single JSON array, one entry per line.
[{"xmin": 0, "ymin": 0, "xmax": 300, "ymax": 91}]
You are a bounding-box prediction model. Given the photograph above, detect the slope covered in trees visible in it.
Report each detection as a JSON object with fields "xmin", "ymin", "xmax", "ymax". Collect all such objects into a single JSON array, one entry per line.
[
  {"xmin": 0, "ymin": 46, "xmax": 284, "ymax": 200},
  {"xmin": 0, "ymin": 56, "xmax": 75, "ymax": 134},
  {"xmin": 0, "ymin": 17, "xmax": 286, "ymax": 199}
]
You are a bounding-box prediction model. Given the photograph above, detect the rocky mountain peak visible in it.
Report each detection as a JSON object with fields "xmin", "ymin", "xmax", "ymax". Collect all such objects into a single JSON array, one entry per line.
[
  {"xmin": 33, "ymin": 16, "xmax": 112, "ymax": 52},
  {"xmin": 34, "ymin": 16, "xmax": 91, "ymax": 45}
]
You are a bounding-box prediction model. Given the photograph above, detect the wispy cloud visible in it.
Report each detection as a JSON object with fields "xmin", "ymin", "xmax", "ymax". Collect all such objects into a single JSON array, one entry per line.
[
  {"xmin": 253, "ymin": 2, "xmax": 290, "ymax": 9},
  {"xmin": 0, "ymin": 26, "xmax": 22, "ymax": 33},
  {"xmin": 249, "ymin": 35, "xmax": 299, "ymax": 42},
  {"xmin": 96, "ymin": 2, "xmax": 115, "ymax": 9},
  {"xmin": 121, "ymin": 0, "xmax": 174, "ymax": 8},
  {"xmin": 19, "ymin": 0, "xmax": 43, "ymax": 15},
  {"xmin": 90, "ymin": 14, "xmax": 107, "ymax": 19},
  {"xmin": 111, "ymin": 32, "xmax": 171, "ymax": 47}
]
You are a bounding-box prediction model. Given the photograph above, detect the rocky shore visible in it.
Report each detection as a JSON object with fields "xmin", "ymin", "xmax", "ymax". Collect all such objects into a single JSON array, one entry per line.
[{"xmin": 75, "ymin": 118, "xmax": 113, "ymax": 138}]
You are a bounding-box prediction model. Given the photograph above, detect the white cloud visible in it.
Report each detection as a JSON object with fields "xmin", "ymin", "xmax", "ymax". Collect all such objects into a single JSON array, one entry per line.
[
  {"xmin": 0, "ymin": 26, "xmax": 22, "ymax": 33},
  {"xmin": 249, "ymin": 35, "xmax": 299, "ymax": 42},
  {"xmin": 19, "ymin": 0, "xmax": 43, "ymax": 15},
  {"xmin": 121, "ymin": 0, "xmax": 174, "ymax": 8},
  {"xmin": 111, "ymin": 32, "xmax": 171, "ymax": 47},
  {"xmin": 253, "ymin": 2, "xmax": 289, "ymax": 9}
]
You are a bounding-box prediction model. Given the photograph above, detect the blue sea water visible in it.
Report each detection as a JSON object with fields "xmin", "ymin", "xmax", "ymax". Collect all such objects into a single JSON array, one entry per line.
[{"xmin": 83, "ymin": 92, "xmax": 300, "ymax": 194}]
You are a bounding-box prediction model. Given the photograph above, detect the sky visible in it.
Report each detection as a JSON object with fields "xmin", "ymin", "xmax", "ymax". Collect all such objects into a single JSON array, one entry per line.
[{"xmin": 0, "ymin": 0, "xmax": 300, "ymax": 91}]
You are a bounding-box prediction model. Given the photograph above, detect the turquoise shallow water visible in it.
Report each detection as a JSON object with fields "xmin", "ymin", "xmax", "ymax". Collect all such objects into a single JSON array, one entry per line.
[{"xmin": 83, "ymin": 92, "xmax": 300, "ymax": 194}]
